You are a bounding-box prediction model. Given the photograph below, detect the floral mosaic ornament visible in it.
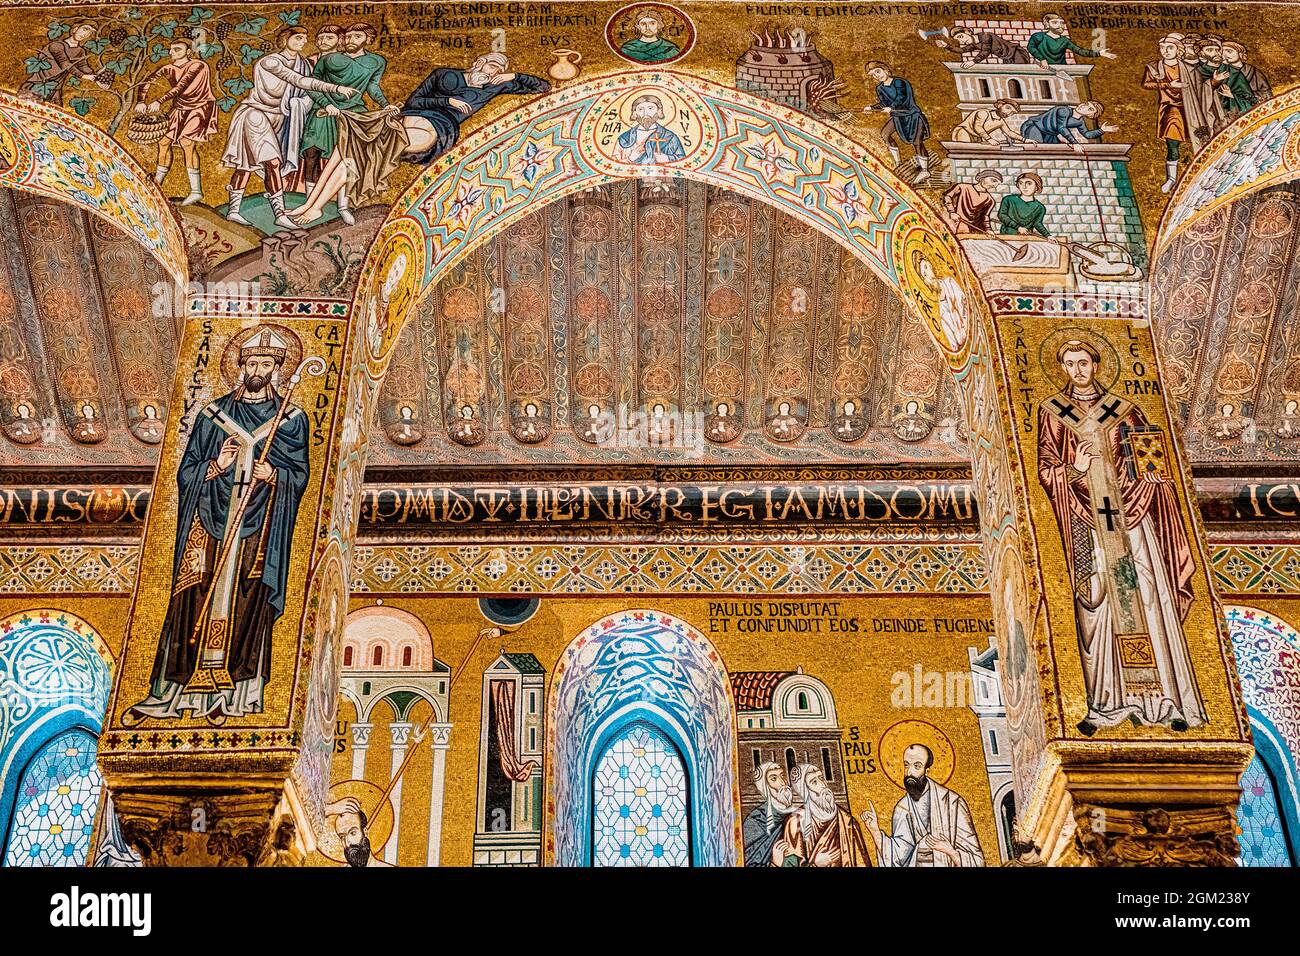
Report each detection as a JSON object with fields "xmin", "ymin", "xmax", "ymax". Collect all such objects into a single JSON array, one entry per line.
[
  {"xmin": 0, "ymin": 90, "xmax": 185, "ymax": 285},
  {"xmin": 0, "ymin": 609, "xmax": 112, "ymax": 757},
  {"xmin": 1158, "ymin": 84, "xmax": 1300, "ymax": 258}
]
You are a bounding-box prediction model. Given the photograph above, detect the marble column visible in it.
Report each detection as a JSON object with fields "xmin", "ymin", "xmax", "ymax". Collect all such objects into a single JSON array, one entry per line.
[
  {"xmin": 349, "ymin": 722, "xmax": 373, "ymax": 781},
  {"xmin": 426, "ymin": 724, "xmax": 453, "ymax": 866},
  {"xmin": 385, "ymin": 721, "xmax": 413, "ymax": 865}
]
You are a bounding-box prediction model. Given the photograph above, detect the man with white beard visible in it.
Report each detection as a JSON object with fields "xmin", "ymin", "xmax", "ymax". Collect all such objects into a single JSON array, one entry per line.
[
  {"xmin": 771, "ymin": 764, "xmax": 871, "ymax": 867},
  {"xmin": 862, "ymin": 743, "xmax": 985, "ymax": 867},
  {"xmin": 743, "ymin": 762, "xmax": 795, "ymax": 866}
]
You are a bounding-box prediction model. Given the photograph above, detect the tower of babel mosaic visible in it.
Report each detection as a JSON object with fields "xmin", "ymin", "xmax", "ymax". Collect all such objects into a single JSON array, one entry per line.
[{"xmin": 0, "ymin": 1, "xmax": 1298, "ymax": 901}]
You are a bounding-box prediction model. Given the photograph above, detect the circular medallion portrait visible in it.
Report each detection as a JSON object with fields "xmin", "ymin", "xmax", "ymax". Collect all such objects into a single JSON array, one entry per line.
[
  {"xmin": 606, "ymin": 3, "xmax": 695, "ymax": 66},
  {"xmin": 365, "ymin": 231, "xmax": 420, "ymax": 365},
  {"xmin": 898, "ymin": 226, "xmax": 971, "ymax": 366},
  {"xmin": 591, "ymin": 85, "xmax": 702, "ymax": 168}
]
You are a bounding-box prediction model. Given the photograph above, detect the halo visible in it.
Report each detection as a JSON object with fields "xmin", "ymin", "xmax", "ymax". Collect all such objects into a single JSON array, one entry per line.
[
  {"xmin": 879, "ymin": 719, "xmax": 955, "ymax": 790},
  {"xmin": 615, "ymin": 86, "xmax": 679, "ymax": 129},
  {"xmin": 366, "ymin": 231, "xmax": 420, "ymax": 363},
  {"xmin": 1037, "ymin": 326, "xmax": 1121, "ymax": 393},
  {"xmin": 605, "ymin": 2, "xmax": 696, "ymax": 66},
  {"xmin": 896, "ymin": 222, "xmax": 969, "ymax": 364},
  {"xmin": 320, "ymin": 779, "xmax": 395, "ymax": 866},
  {"xmin": 219, "ymin": 323, "xmax": 304, "ymax": 388}
]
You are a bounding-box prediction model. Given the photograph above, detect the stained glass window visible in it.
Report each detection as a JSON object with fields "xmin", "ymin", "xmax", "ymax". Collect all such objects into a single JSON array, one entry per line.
[
  {"xmin": 592, "ymin": 723, "xmax": 690, "ymax": 867},
  {"xmin": 4, "ymin": 729, "xmax": 102, "ymax": 867},
  {"xmin": 1237, "ymin": 753, "xmax": 1294, "ymax": 867}
]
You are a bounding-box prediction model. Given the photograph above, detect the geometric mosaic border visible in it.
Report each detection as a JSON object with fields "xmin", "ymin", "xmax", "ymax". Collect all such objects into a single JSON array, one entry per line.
[
  {"xmin": 349, "ymin": 542, "xmax": 991, "ymax": 595},
  {"xmin": 1211, "ymin": 544, "xmax": 1300, "ymax": 596},
  {"xmin": 4, "ymin": 541, "xmax": 1297, "ymax": 597},
  {"xmin": 0, "ymin": 545, "xmax": 138, "ymax": 594}
]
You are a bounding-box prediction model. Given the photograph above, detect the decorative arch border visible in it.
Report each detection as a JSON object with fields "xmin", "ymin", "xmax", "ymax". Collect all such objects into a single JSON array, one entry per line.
[
  {"xmin": 1155, "ymin": 86, "xmax": 1300, "ymax": 261},
  {"xmin": 1225, "ymin": 604, "xmax": 1300, "ymax": 767},
  {"xmin": 1245, "ymin": 706, "xmax": 1300, "ymax": 864},
  {"xmin": 356, "ymin": 69, "xmax": 991, "ymax": 382},
  {"xmin": 544, "ymin": 608, "xmax": 740, "ymax": 867},
  {"xmin": 350, "ymin": 67, "xmax": 1054, "ymax": 802},
  {"xmin": 0, "ymin": 91, "xmax": 187, "ymax": 286},
  {"xmin": 352, "ymin": 72, "xmax": 1031, "ymax": 581},
  {"xmin": 0, "ymin": 608, "xmax": 114, "ymax": 850}
]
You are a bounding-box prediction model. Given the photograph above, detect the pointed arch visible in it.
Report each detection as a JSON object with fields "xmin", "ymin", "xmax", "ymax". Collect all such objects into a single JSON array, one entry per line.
[
  {"xmin": 545, "ymin": 609, "xmax": 739, "ymax": 866},
  {"xmin": 356, "ymin": 70, "xmax": 991, "ymax": 385},
  {"xmin": 346, "ymin": 68, "xmax": 1051, "ymax": 821}
]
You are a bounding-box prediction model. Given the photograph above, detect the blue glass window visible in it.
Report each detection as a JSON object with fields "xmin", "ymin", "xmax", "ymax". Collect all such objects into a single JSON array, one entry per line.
[
  {"xmin": 592, "ymin": 723, "xmax": 690, "ymax": 867},
  {"xmin": 4, "ymin": 730, "xmax": 102, "ymax": 867},
  {"xmin": 1237, "ymin": 753, "xmax": 1294, "ymax": 867}
]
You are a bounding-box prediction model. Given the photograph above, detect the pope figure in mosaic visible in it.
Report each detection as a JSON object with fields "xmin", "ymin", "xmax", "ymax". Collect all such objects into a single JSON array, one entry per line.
[
  {"xmin": 122, "ymin": 328, "xmax": 310, "ymax": 727},
  {"xmin": 1037, "ymin": 339, "xmax": 1205, "ymax": 735}
]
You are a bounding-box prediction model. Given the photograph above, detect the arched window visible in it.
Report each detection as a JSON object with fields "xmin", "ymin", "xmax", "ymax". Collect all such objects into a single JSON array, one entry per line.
[
  {"xmin": 1225, "ymin": 606, "xmax": 1300, "ymax": 866},
  {"xmin": 372, "ymin": 645, "xmax": 384, "ymax": 667},
  {"xmin": 591, "ymin": 723, "xmax": 690, "ymax": 867},
  {"xmin": 0, "ymin": 610, "xmax": 113, "ymax": 868},
  {"xmin": 4, "ymin": 730, "xmax": 101, "ymax": 867},
  {"xmin": 797, "ymin": 691, "xmax": 809, "ymax": 711},
  {"xmin": 1238, "ymin": 753, "xmax": 1294, "ymax": 866},
  {"xmin": 1008, "ymin": 78, "xmax": 1024, "ymax": 99},
  {"xmin": 999, "ymin": 791, "xmax": 1017, "ymax": 858},
  {"xmin": 402, "ymin": 645, "xmax": 413, "ymax": 667},
  {"xmin": 343, "ymin": 645, "xmax": 354, "ymax": 667},
  {"xmin": 549, "ymin": 610, "xmax": 737, "ymax": 867}
]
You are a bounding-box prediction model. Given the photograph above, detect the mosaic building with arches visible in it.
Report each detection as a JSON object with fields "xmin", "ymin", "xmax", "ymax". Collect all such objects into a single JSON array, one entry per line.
[{"xmin": 0, "ymin": 0, "xmax": 1298, "ymax": 873}]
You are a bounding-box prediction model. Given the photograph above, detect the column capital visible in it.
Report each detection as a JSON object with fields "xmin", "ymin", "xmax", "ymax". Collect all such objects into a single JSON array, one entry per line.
[
  {"xmin": 350, "ymin": 722, "xmax": 374, "ymax": 748},
  {"xmin": 1021, "ymin": 741, "xmax": 1253, "ymax": 866},
  {"xmin": 426, "ymin": 722, "xmax": 453, "ymax": 749},
  {"xmin": 389, "ymin": 721, "xmax": 415, "ymax": 748}
]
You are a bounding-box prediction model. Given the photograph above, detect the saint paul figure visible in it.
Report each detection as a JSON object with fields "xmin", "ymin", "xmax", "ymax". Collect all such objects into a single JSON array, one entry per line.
[
  {"xmin": 1036, "ymin": 339, "xmax": 1205, "ymax": 735},
  {"xmin": 123, "ymin": 328, "xmax": 311, "ymax": 727}
]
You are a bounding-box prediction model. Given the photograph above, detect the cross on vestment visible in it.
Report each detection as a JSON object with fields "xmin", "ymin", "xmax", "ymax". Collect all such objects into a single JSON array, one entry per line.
[
  {"xmin": 190, "ymin": 403, "xmax": 280, "ymax": 685},
  {"xmin": 1096, "ymin": 495, "xmax": 1121, "ymax": 531},
  {"xmin": 1098, "ymin": 398, "xmax": 1123, "ymax": 424},
  {"xmin": 1051, "ymin": 397, "xmax": 1080, "ymax": 422}
]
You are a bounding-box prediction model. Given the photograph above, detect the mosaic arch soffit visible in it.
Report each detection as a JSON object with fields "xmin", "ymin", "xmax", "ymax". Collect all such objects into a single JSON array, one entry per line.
[
  {"xmin": 0, "ymin": 89, "xmax": 187, "ymax": 287},
  {"xmin": 355, "ymin": 69, "xmax": 993, "ymax": 389},
  {"xmin": 1157, "ymin": 85, "xmax": 1300, "ymax": 261}
]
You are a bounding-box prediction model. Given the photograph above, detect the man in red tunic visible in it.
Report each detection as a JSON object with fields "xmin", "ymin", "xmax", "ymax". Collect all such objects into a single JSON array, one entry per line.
[
  {"xmin": 1037, "ymin": 339, "xmax": 1206, "ymax": 735},
  {"xmin": 942, "ymin": 168, "xmax": 1002, "ymax": 234},
  {"xmin": 135, "ymin": 39, "xmax": 218, "ymax": 205}
]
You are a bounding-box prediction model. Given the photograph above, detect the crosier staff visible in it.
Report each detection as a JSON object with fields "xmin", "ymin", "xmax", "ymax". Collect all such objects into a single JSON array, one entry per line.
[
  {"xmin": 183, "ymin": 354, "xmax": 328, "ymax": 694},
  {"xmin": 361, "ymin": 625, "xmax": 500, "ymax": 829}
]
